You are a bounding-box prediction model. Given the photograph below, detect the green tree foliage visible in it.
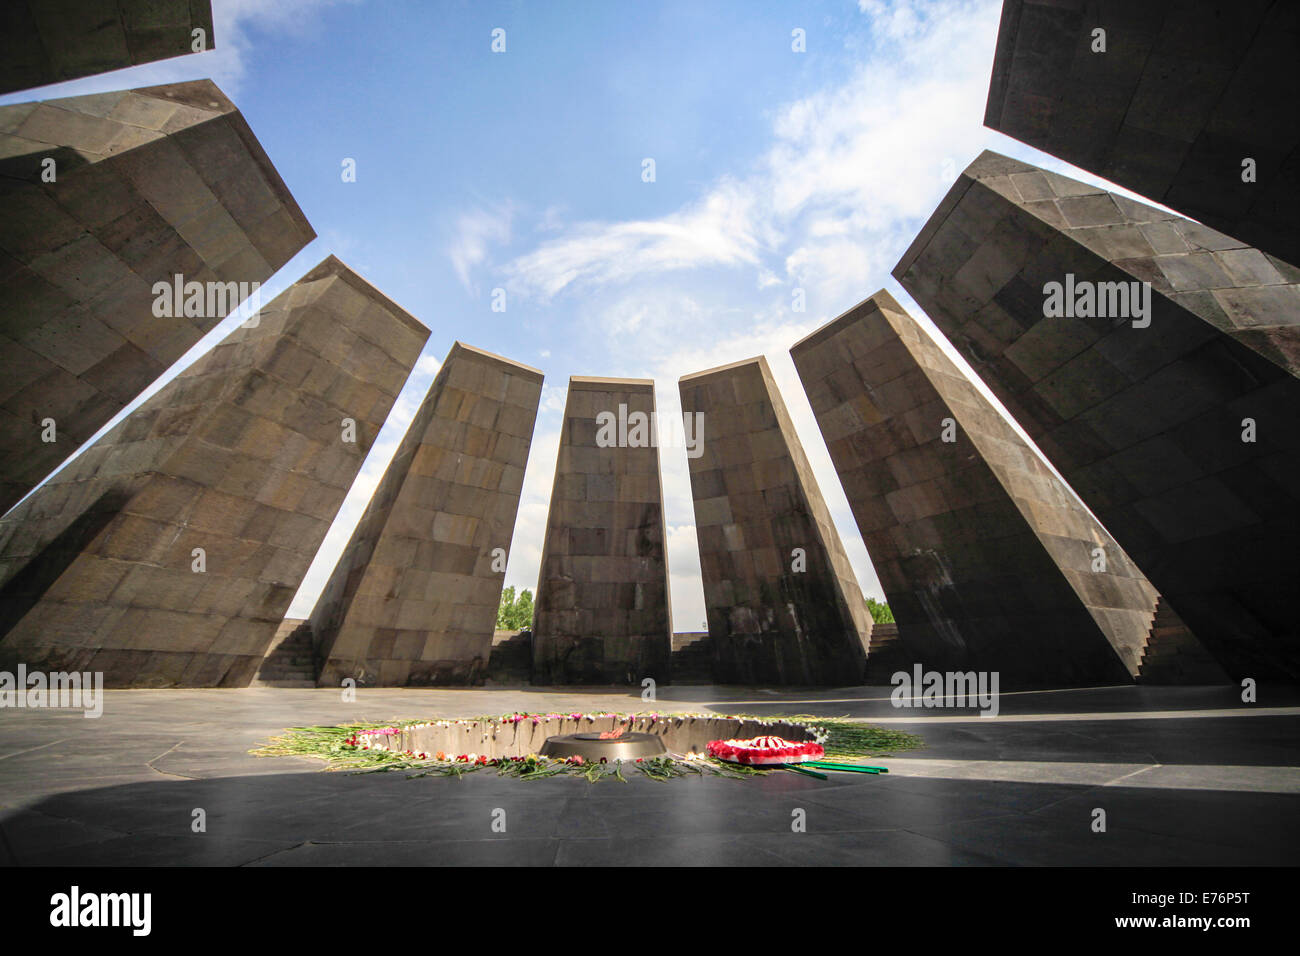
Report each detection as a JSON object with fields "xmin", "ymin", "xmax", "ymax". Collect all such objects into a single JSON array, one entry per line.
[
  {"xmin": 496, "ymin": 586, "xmax": 515, "ymax": 628},
  {"xmin": 865, "ymin": 596, "xmax": 894, "ymax": 624},
  {"xmin": 496, "ymin": 586, "xmax": 535, "ymax": 630},
  {"xmin": 514, "ymin": 588, "xmax": 533, "ymax": 629}
]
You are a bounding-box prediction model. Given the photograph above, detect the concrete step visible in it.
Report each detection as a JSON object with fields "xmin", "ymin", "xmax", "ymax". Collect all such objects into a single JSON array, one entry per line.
[
  {"xmin": 670, "ymin": 637, "xmax": 714, "ymax": 683},
  {"xmin": 863, "ymin": 622, "xmax": 906, "ymax": 681},
  {"xmin": 254, "ymin": 618, "xmax": 319, "ymax": 684},
  {"xmin": 487, "ymin": 630, "xmax": 533, "ymax": 683},
  {"xmin": 1138, "ymin": 598, "xmax": 1229, "ymax": 685},
  {"xmin": 672, "ymin": 644, "xmax": 711, "ymax": 656},
  {"xmin": 671, "ymin": 632, "xmax": 710, "ymax": 652}
]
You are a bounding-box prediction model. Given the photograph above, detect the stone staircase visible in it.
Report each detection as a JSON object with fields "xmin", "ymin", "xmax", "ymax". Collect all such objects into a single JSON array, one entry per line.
[
  {"xmin": 863, "ymin": 621, "xmax": 910, "ymax": 682},
  {"xmin": 1137, "ymin": 598, "xmax": 1230, "ymax": 685},
  {"xmin": 487, "ymin": 629, "xmax": 534, "ymax": 684},
  {"xmin": 670, "ymin": 631, "xmax": 713, "ymax": 684},
  {"xmin": 251, "ymin": 619, "xmax": 317, "ymax": 687}
]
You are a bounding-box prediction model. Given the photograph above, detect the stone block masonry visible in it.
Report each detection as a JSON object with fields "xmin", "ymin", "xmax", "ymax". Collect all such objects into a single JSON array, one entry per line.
[
  {"xmin": 894, "ymin": 150, "xmax": 1300, "ymax": 680},
  {"xmin": 0, "ymin": 257, "xmax": 428, "ymax": 687},
  {"xmin": 986, "ymin": 0, "xmax": 1299, "ymax": 268},
  {"xmin": 0, "ymin": 79, "xmax": 315, "ymax": 513},
  {"xmin": 312, "ymin": 343, "xmax": 543, "ymax": 687},
  {"xmin": 533, "ymin": 377, "xmax": 671, "ymax": 685},
  {"xmin": 679, "ymin": 356, "xmax": 872, "ymax": 685},
  {"xmin": 792, "ymin": 291, "xmax": 1186, "ymax": 687},
  {"xmin": 0, "ymin": 1, "xmax": 215, "ymax": 94}
]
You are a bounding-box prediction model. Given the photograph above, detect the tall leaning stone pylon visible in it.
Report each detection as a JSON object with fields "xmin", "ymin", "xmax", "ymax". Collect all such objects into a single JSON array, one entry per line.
[
  {"xmin": 312, "ymin": 343, "xmax": 543, "ymax": 687},
  {"xmin": 679, "ymin": 356, "xmax": 872, "ymax": 685},
  {"xmin": 0, "ymin": 1, "xmax": 216, "ymax": 95},
  {"xmin": 0, "ymin": 79, "xmax": 315, "ymax": 512},
  {"xmin": 791, "ymin": 291, "xmax": 1213, "ymax": 686},
  {"xmin": 532, "ymin": 377, "xmax": 671, "ymax": 685},
  {"xmin": 985, "ymin": 0, "xmax": 1300, "ymax": 268},
  {"xmin": 894, "ymin": 150, "xmax": 1300, "ymax": 680},
  {"xmin": 0, "ymin": 257, "xmax": 428, "ymax": 686}
]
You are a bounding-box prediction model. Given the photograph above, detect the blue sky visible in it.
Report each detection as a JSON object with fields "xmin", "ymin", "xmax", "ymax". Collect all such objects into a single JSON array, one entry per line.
[{"xmin": 3, "ymin": 0, "xmax": 1152, "ymax": 630}]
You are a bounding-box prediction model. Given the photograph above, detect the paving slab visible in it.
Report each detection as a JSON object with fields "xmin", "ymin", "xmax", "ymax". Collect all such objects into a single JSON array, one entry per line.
[{"xmin": 0, "ymin": 685, "xmax": 1295, "ymax": 865}]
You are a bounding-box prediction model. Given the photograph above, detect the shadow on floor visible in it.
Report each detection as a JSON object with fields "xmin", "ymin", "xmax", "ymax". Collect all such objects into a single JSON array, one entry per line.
[{"xmin": 3, "ymin": 764, "xmax": 1296, "ymax": 867}]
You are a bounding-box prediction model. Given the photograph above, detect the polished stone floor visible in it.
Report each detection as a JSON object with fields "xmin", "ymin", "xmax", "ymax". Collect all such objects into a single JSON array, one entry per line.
[{"xmin": 1, "ymin": 684, "xmax": 1297, "ymax": 866}]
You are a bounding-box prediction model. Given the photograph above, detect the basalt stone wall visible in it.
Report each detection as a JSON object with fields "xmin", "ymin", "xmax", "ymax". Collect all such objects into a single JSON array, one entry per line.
[
  {"xmin": 894, "ymin": 151, "xmax": 1300, "ymax": 680},
  {"xmin": 0, "ymin": 1, "xmax": 215, "ymax": 94},
  {"xmin": 0, "ymin": 257, "xmax": 426, "ymax": 686},
  {"xmin": 0, "ymin": 79, "xmax": 314, "ymax": 512},
  {"xmin": 792, "ymin": 291, "xmax": 1168, "ymax": 686},
  {"xmin": 986, "ymin": 0, "xmax": 1299, "ymax": 268},
  {"xmin": 679, "ymin": 356, "xmax": 872, "ymax": 685},
  {"xmin": 532, "ymin": 377, "xmax": 671, "ymax": 685},
  {"xmin": 312, "ymin": 343, "xmax": 542, "ymax": 687}
]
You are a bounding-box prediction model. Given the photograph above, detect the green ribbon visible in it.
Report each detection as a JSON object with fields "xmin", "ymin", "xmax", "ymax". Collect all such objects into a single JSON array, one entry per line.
[
  {"xmin": 806, "ymin": 761, "xmax": 889, "ymax": 774},
  {"xmin": 780, "ymin": 763, "xmax": 828, "ymax": 779}
]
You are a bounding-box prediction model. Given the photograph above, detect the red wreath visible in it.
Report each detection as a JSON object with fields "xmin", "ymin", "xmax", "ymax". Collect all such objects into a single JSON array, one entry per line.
[{"xmin": 706, "ymin": 735, "xmax": 825, "ymax": 765}]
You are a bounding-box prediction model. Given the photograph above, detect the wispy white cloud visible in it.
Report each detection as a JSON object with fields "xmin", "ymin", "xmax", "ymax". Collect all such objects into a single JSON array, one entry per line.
[
  {"xmin": 856, "ymin": 0, "xmax": 933, "ymax": 42},
  {"xmin": 448, "ymin": 202, "xmax": 515, "ymax": 294},
  {"xmin": 488, "ymin": 0, "xmax": 1001, "ymax": 314},
  {"xmin": 503, "ymin": 178, "xmax": 767, "ymax": 302}
]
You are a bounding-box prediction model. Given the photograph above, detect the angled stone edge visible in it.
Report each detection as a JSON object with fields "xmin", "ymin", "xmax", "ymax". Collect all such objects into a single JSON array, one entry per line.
[
  {"xmin": 3, "ymin": 78, "xmax": 313, "ymax": 242},
  {"xmin": 892, "ymin": 149, "xmax": 1006, "ymax": 281},
  {"xmin": 135, "ymin": 79, "xmax": 314, "ymax": 244},
  {"xmin": 570, "ymin": 375, "xmax": 655, "ymax": 391},
  {"xmin": 446, "ymin": 341, "xmax": 545, "ymax": 383},
  {"xmin": 677, "ymin": 353, "xmax": 871, "ymax": 685},
  {"xmin": 792, "ymin": 289, "xmax": 1162, "ymax": 683},
  {"xmin": 300, "ymin": 255, "xmax": 428, "ymax": 336},
  {"xmin": 0, "ymin": 2, "xmax": 217, "ymax": 96},
  {"xmin": 679, "ymin": 355, "xmax": 770, "ymax": 383}
]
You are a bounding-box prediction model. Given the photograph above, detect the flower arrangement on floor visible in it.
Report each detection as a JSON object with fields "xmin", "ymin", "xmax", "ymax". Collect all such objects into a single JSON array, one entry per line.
[
  {"xmin": 253, "ymin": 712, "xmax": 923, "ymax": 783},
  {"xmin": 706, "ymin": 734, "xmax": 825, "ymax": 765}
]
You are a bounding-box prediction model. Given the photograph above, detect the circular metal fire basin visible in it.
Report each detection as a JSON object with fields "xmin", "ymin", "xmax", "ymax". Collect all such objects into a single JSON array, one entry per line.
[{"xmin": 539, "ymin": 732, "xmax": 667, "ymax": 761}]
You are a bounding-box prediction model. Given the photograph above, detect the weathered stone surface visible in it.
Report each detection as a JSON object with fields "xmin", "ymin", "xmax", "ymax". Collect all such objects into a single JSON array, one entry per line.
[
  {"xmin": 792, "ymin": 291, "xmax": 1178, "ymax": 686},
  {"xmin": 0, "ymin": 1, "xmax": 215, "ymax": 94},
  {"xmin": 0, "ymin": 257, "xmax": 427, "ymax": 687},
  {"xmin": 986, "ymin": 0, "xmax": 1300, "ymax": 268},
  {"xmin": 894, "ymin": 151, "xmax": 1300, "ymax": 680},
  {"xmin": 679, "ymin": 356, "xmax": 872, "ymax": 685},
  {"xmin": 312, "ymin": 343, "xmax": 543, "ymax": 687},
  {"xmin": 533, "ymin": 377, "xmax": 671, "ymax": 684},
  {"xmin": 0, "ymin": 79, "xmax": 315, "ymax": 512}
]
